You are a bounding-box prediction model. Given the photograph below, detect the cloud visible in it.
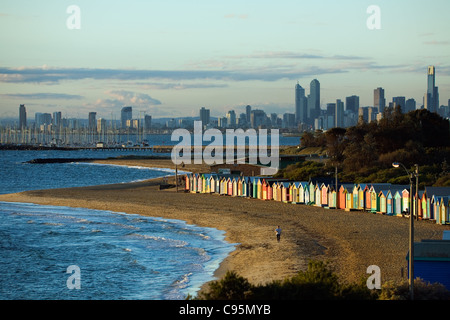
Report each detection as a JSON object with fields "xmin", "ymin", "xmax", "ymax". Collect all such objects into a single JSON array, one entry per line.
[
  {"xmin": 0, "ymin": 93, "xmax": 83, "ymax": 100},
  {"xmin": 0, "ymin": 65, "xmax": 347, "ymax": 84},
  {"xmin": 108, "ymin": 90, "xmax": 161, "ymax": 105},
  {"xmin": 224, "ymin": 51, "xmax": 370, "ymax": 61},
  {"xmin": 87, "ymin": 90, "xmax": 161, "ymax": 115},
  {"xmin": 133, "ymin": 82, "xmax": 229, "ymax": 90}
]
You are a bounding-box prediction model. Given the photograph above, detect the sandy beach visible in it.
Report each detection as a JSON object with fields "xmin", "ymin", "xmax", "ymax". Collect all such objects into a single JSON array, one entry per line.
[{"xmin": 1, "ymin": 158, "xmax": 449, "ymax": 295}]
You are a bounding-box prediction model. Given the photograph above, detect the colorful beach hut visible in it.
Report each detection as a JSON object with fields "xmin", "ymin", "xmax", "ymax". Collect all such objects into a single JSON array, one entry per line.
[
  {"xmin": 314, "ymin": 184, "xmax": 322, "ymax": 207},
  {"xmin": 327, "ymin": 186, "xmax": 337, "ymax": 209},
  {"xmin": 352, "ymin": 185, "xmax": 359, "ymax": 210},
  {"xmin": 357, "ymin": 184, "xmax": 368, "ymax": 210},
  {"xmin": 291, "ymin": 182, "xmax": 302, "ymax": 204},
  {"xmin": 393, "ymin": 190, "xmax": 403, "ymax": 216},
  {"xmin": 378, "ymin": 190, "xmax": 389, "ymax": 214}
]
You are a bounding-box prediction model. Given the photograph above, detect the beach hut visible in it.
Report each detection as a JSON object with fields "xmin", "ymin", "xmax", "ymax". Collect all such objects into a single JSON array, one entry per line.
[
  {"xmin": 327, "ymin": 186, "xmax": 337, "ymax": 209},
  {"xmin": 308, "ymin": 182, "xmax": 316, "ymax": 206},
  {"xmin": 321, "ymin": 184, "xmax": 329, "ymax": 207},
  {"xmin": 231, "ymin": 177, "xmax": 238, "ymax": 196},
  {"xmin": 219, "ymin": 176, "xmax": 227, "ymax": 195},
  {"xmin": 345, "ymin": 185, "xmax": 355, "ymax": 210},
  {"xmin": 291, "ymin": 182, "xmax": 302, "ymax": 204},
  {"xmin": 298, "ymin": 182, "xmax": 307, "ymax": 204},
  {"xmin": 190, "ymin": 173, "xmax": 198, "ymax": 193},
  {"xmin": 364, "ymin": 185, "xmax": 372, "ymax": 211},
  {"xmin": 436, "ymin": 197, "xmax": 449, "ymax": 225},
  {"xmin": 352, "ymin": 185, "xmax": 359, "ymax": 210},
  {"xmin": 314, "ymin": 184, "xmax": 322, "ymax": 207},
  {"xmin": 209, "ymin": 175, "xmax": 216, "ymax": 194},
  {"xmin": 185, "ymin": 174, "xmax": 191, "ymax": 191},
  {"xmin": 386, "ymin": 190, "xmax": 394, "ymax": 216},
  {"xmin": 421, "ymin": 192, "xmax": 431, "ymax": 220},
  {"xmin": 357, "ymin": 184, "xmax": 368, "ymax": 211},
  {"xmin": 393, "ymin": 190, "xmax": 403, "ymax": 216},
  {"xmin": 303, "ymin": 184, "xmax": 311, "ymax": 205},
  {"xmin": 425, "ymin": 187, "xmax": 450, "ymax": 221},
  {"xmin": 267, "ymin": 180, "xmax": 274, "ymax": 201},
  {"xmin": 378, "ymin": 190, "xmax": 389, "ymax": 214},
  {"xmin": 338, "ymin": 185, "xmax": 349, "ymax": 210},
  {"xmin": 274, "ymin": 182, "xmax": 283, "ymax": 202},
  {"xmin": 402, "ymin": 189, "xmax": 410, "ymax": 214},
  {"xmin": 282, "ymin": 182, "xmax": 291, "ymax": 203}
]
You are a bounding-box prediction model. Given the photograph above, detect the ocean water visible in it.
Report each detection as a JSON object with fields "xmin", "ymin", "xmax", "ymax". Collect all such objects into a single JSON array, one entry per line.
[{"xmin": 0, "ymin": 149, "xmax": 236, "ymax": 300}]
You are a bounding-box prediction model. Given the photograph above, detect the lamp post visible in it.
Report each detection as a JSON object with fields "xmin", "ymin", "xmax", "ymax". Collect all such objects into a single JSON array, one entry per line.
[{"xmin": 392, "ymin": 162, "xmax": 417, "ymax": 300}]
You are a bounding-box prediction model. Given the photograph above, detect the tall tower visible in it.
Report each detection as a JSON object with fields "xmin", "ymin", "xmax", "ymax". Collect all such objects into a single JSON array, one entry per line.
[
  {"xmin": 427, "ymin": 66, "xmax": 439, "ymax": 112},
  {"xmin": 199, "ymin": 107, "xmax": 210, "ymax": 128},
  {"xmin": 88, "ymin": 112, "xmax": 97, "ymax": 132},
  {"xmin": 19, "ymin": 104, "xmax": 27, "ymax": 130},
  {"xmin": 295, "ymin": 82, "xmax": 307, "ymax": 124},
  {"xmin": 374, "ymin": 87, "xmax": 386, "ymax": 113},
  {"xmin": 309, "ymin": 79, "xmax": 320, "ymax": 123},
  {"xmin": 121, "ymin": 106, "xmax": 132, "ymax": 129}
]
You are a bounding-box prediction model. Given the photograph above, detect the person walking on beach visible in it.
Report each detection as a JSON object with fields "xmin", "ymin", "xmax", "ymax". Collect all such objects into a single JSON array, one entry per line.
[{"xmin": 275, "ymin": 226, "xmax": 281, "ymax": 242}]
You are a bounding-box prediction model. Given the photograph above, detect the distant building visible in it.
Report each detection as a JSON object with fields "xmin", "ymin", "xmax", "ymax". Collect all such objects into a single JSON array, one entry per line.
[
  {"xmin": 345, "ymin": 95, "xmax": 359, "ymax": 114},
  {"xmin": 144, "ymin": 115, "xmax": 152, "ymax": 132},
  {"xmin": 250, "ymin": 109, "xmax": 266, "ymax": 129},
  {"xmin": 97, "ymin": 118, "xmax": 106, "ymax": 134},
  {"xmin": 309, "ymin": 79, "xmax": 320, "ymax": 123},
  {"xmin": 374, "ymin": 87, "xmax": 386, "ymax": 113},
  {"xmin": 19, "ymin": 104, "xmax": 27, "ymax": 129},
  {"xmin": 392, "ymin": 96, "xmax": 406, "ymax": 111},
  {"xmin": 121, "ymin": 106, "xmax": 132, "ymax": 129},
  {"xmin": 246, "ymin": 105, "xmax": 252, "ymax": 123},
  {"xmin": 427, "ymin": 66, "xmax": 439, "ymax": 113},
  {"xmin": 405, "ymin": 98, "xmax": 416, "ymax": 113},
  {"xmin": 199, "ymin": 107, "xmax": 210, "ymax": 128},
  {"xmin": 335, "ymin": 99, "xmax": 344, "ymax": 128},
  {"xmin": 226, "ymin": 110, "xmax": 236, "ymax": 128},
  {"xmin": 282, "ymin": 113, "xmax": 295, "ymax": 128},
  {"xmin": 88, "ymin": 112, "xmax": 97, "ymax": 132},
  {"xmin": 295, "ymin": 82, "xmax": 307, "ymax": 124},
  {"xmin": 53, "ymin": 112, "xmax": 62, "ymax": 128}
]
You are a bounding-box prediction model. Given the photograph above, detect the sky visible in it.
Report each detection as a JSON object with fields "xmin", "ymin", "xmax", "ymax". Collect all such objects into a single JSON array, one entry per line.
[{"xmin": 0, "ymin": 0, "xmax": 449, "ymax": 121}]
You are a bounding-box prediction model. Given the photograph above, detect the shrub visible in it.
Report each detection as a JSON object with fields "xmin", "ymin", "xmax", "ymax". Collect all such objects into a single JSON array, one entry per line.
[
  {"xmin": 379, "ymin": 279, "xmax": 450, "ymax": 300},
  {"xmin": 196, "ymin": 271, "xmax": 253, "ymax": 300}
]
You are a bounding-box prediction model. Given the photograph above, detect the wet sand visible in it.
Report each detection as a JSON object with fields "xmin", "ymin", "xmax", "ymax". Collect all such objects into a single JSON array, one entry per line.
[{"xmin": 0, "ymin": 158, "xmax": 448, "ymax": 295}]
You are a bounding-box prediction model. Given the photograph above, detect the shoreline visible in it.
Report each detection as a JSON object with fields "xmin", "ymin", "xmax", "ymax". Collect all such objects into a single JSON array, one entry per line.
[{"xmin": 1, "ymin": 158, "xmax": 449, "ymax": 298}]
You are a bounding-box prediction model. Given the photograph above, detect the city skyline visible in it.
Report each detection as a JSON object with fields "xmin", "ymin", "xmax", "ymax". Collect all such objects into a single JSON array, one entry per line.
[{"xmin": 1, "ymin": 1, "xmax": 450, "ymax": 120}]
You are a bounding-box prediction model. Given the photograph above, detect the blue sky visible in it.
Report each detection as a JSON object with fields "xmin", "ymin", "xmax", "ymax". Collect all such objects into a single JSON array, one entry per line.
[{"xmin": 1, "ymin": 0, "xmax": 449, "ymax": 120}]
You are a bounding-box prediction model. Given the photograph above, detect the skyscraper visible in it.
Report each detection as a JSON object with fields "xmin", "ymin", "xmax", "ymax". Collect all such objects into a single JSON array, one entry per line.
[
  {"xmin": 88, "ymin": 112, "xmax": 97, "ymax": 132},
  {"xmin": 226, "ymin": 110, "xmax": 236, "ymax": 128},
  {"xmin": 374, "ymin": 87, "xmax": 386, "ymax": 113},
  {"xmin": 427, "ymin": 66, "xmax": 439, "ymax": 112},
  {"xmin": 245, "ymin": 105, "xmax": 251, "ymax": 123},
  {"xmin": 295, "ymin": 82, "xmax": 307, "ymax": 124},
  {"xmin": 53, "ymin": 111, "xmax": 62, "ymax": 128},
  {"xmin": 19, "ymin": 104, "xmax": 27, "ymax": 129},
  {"xmin": 199, "ymin": 107, "xmax": 210, "ymax": 128},
  {"xmin": 121, "ymin": 106, "xmax": 132, "ymax": 129},
  {"xmin": 345, "ymin": 95, "xmax": 360, "ymax": 114},
  {"xmin": 392, "ymin": 96, "xmax": 406, "ymax": 111},
  {"xmin": 335, "ymin": 99, "xmax": 344, "ymax": 128},
  {"xmin": 309, "ymin": 79, "xmax": 320, "ymax": 123}
]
